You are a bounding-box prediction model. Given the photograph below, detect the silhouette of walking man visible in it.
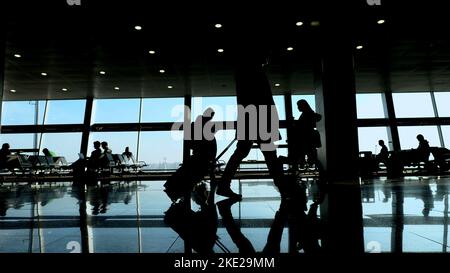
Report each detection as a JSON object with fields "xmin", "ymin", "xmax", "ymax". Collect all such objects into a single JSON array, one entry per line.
[{"xmin": 216, "ymin": 46, "xmax": 288, "ymax": 199}]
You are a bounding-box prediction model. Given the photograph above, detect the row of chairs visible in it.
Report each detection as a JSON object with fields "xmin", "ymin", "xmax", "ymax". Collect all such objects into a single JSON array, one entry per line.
[
  {"xmin": 95, "ymin": 153, "xmax": 148, "ymax": 176},
  {"xmin": 2, "ymin": 154, "xmax": 71, "ymax": 175}
]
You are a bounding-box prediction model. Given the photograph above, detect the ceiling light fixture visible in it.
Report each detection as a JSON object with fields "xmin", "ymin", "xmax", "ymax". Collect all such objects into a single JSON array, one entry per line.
[
  {"xmin": 134, "ymin": 25, "xmax": 142, "ymax": 30},
  {"xmin": 310, "ymin": 21, "xmax": 320, "ymax": 27},
  {"xmin": 114, "ymin": 87, "xmax": 120, "ymax": 90},
  {"xmin": 62, "ymin": 88, "xmax": 68, "ymax": 92},
  {"xmin": 217, "ymin": 48, "xmax": 224, "ymax": 53},
  {"xmin": 377, "ymin": 19, "xmax": 385, "ymax": 24},
  {"xmin": 275, "ymin": 83, "xmax": 281, "ymax": 87},
  {"xmin": 287, "ymin": 47, "xmax": 294, "ymax": 51},
  {"xmin": 159, "ymin": 69, "xmax": 165, "ymax": 73},
  {"xmin": 41, "ymin": 72, "xmax": 48, "ymax": 76},
  {"xmin": 167, "ymin": 85, "xmax": 173, "ymax": 89},
  {"xmin": 99, "ymin": 71, "xmax": 106, "ymax": 75},
  {"xmin": 296, "ymin": 21, "xmax": 304, "ymax": 26},
  {"xmin": 356, "ymin": 45, "xmax": 364, "ymax": 50},
  {"xmin": 10, "ymin": 89, "xmax": 16, "ymax": 93},
  {"xmin": 14, "ymin": 54, "xmax": 21, "ymax": 58},
  {"xmin": 215, "ymin": 23, "xmax": 222, "ymax": 28},
  {"xmin": 149, "ymin": 50, "xmax": 156, "ymax": 54}
]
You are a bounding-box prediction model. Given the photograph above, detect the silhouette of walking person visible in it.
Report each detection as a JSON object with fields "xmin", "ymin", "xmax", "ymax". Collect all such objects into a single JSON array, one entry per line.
[
  {"xmin": 164, "ymin": 108, "xmax": 217, "ymax": 202},
  {"xmin": 216, "ymin": 47, "xmax": 288, "ymax": 199}
]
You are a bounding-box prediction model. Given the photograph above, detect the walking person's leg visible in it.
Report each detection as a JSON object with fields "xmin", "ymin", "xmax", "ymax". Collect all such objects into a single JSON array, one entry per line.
[{"xmin": 217, "ymin": 140, "xmax": 253, "ymax": 198}]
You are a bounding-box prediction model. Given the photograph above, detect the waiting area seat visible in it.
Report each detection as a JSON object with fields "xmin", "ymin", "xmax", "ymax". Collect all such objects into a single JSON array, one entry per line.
[{"xmin": 357, "ymin": 147, "xmax": 450, "ymax": 178}]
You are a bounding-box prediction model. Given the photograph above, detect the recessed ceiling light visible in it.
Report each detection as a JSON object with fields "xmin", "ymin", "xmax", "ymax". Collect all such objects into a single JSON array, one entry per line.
[
  {"xmin": 114, "ymin": 87, "xmax": 120, "ymax": 90},
  {"xmin": 215, "ymin": 23, "xmax": 222, "ymax": 28},
  {"xmin": 159, "ymin": 69, "xmax": 165, "ymax": 73},
  {"xmin": 62, "ymin": 88, "xmax": 68, "ymax": 92},
  {"xmin": 41, "ymin": 72, "xmax": 48, "ymax": 76},
  {"xmin": 14, "ymin": 54, "xmax": 21, "ymax": 58},
  {"xmin": 99, "ymin": 71, "xmax": 106, "ymax": 75},
  {"xmin": 167, "ymin": 85, "xmax": 173, "ymax": 89},
  {"xmin": 310, "ymin": 21, "xmax": 320, "ymax": 27},
  {"xmin": 148, "ymin": 50, "xmax": 156, "ymax": 54},
  {"xmin": 217, "ymin": 48, "xmax": 224, "ymax": 53},
  {"xmin": 296, "ymin": 21, "xmax": 304, "ymax": 26},
  {"xmin": 287, "ymin": 47, "xmax": 294, "ymax": 51},
  {"xmin": 275, "ymin": 83, "xmax": 281, "ymax": 87},
  {"xmin": 356, "ymin": 45, "xmax": 364, "ymax": 50},
  {"xmin": 134, "ymin": 25, "xmax": 142, "ymax": 30},
  {"xmin": 10, "ymin": 89, "xmax": 16, "ymax": 93},
  {"xmin": 377, "ymin": 19, "xmax": 385, "ymax": 24}
]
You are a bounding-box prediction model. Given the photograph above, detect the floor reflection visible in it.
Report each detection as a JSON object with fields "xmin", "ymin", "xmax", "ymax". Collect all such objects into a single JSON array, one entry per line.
[
  {"xmin": 1, "ymin": 175, "xmax": 449, "ymax": 253},
  {"xmin": 362, "ymin": 176, "xmax": 450, "ymax": 253}
]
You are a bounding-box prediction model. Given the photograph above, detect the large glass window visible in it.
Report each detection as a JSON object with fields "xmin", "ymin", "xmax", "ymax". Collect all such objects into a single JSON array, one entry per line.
[
  {"xmin": 393, "ymin": 92, "xmax": 435, "ymax": 118},
  {"xmin": 358, "ymin": 127, "xmax": 390, "ymax": 154},
  {"xmin": 192, "ymin": 96, "xmax": 237, "ymax": 122},
  {"xmin": 291, "ymin": 95, "xmax": 316, "ymax": 119},
  {"xmin": 441, "ymin": 126, "xmax": 450, "ymax": 148},
  {"xmin": 215, "ymin": 129, "xmax": 238, "ymax": 164},
  {"xmin": 0, "ymin": 133, "xmax": 39, "ymax": 150},
  {"xmin": 273, "ymin": 95, "xmax": 286, "ymax": 121},
  {"xmin": 398, "ymin": 126, "xmax": 441, "ymax": 149},
  {"xmin": 39, "ymin": 133, "xmax": 82, "ymax": 163},
  {"xmin": 44, "ymin": 100, "xmax": 86, "ymax": 125},
  {"xmin": 1, "ymin": 101, "xmax": 45, "ymax": 125},
  {"xmin": 434, "ymin": 92, "xmax": 450, "ymax": 117},
  {"xmin": 356, "ymin": 93, "xmax": 386, "ymax": 119},
  {"xmin": 141, "ymin": 98, "xmax": 184, "ymax": 123},
  {"xmin": 92, "ymin": 99, "xmax": 140, "ymax": 124},
  {"xmin": 88, "ymin": 132, "xmax": 138, "ymax": 157},
  {"xmin": 138, "ymin": 131, "xmax": 183, "ymax": 170}
]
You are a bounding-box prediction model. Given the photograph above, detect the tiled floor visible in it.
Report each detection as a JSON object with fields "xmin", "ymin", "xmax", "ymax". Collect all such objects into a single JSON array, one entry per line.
[{"xmin": 1, "ymin": 175, "xmax": 449, "ymax": 253}]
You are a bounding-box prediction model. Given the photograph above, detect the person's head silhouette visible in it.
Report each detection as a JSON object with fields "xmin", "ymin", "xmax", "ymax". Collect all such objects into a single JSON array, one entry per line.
[
  {"xmin": 417, "ymin": 134, "xmax": 425, "ymax": 142},
  {"xmin": 101, "ymin": 141, "xmax": 109, "ymax": 150},
  {"xmin": 93, "ymin": 141, "xmax": 101, "ymax": 150},
  {"xmin": 378, "ymin": 140, "xmax": 385, "ymax": 146},
  {"xmin": 297, "ymin": 99, "xmax": 313, "ymax": 113},
  {"xmin": 1, "ymin": 143, "xmax": 10, "ymax": 150}
]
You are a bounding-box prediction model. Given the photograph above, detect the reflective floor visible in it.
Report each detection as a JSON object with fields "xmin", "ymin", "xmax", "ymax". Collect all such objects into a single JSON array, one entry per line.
[
  {"xmin": 0, "ymin": 176, "xmax": 449, "ymax": 253},
  {"xmin": 362, "ymin": 176, "xmax": 450, "ymax": 253}
]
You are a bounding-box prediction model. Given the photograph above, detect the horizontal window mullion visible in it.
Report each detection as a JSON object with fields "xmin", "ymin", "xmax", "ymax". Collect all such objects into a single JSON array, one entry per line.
[{"xmin": 1, "ymin": 124, "xmax": 84, "ymax": 134}]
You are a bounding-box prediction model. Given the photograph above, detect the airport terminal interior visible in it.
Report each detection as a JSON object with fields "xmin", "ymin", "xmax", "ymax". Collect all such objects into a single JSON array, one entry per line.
[{"xmin": 1, "ymin": 1, "xmax": 450, "ymax": 254}]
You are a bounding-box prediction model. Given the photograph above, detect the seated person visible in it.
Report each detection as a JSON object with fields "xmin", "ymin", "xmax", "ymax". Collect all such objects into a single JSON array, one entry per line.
[
  {"xmin": 415, "ymin": 134, "xmax": 431, "ymax": 163},
  {"xmin": 42, "ymin": 148, "xmax": 56, "ymax": 157},
  {"xmin": 376, "ymin": 140, "xmax": 389, "ymax": 167},
  {"xmin": 100, "ymin": 141, "xmax": 113, "ymax": 167},
  {"xmin": 122, "ymin": 147, "xmax": 133, "ymax": 161},
  {"xmin": 87, "ymin": 141, "xmax": 102, "ymax": 170},
  {"xmin": 0, "ymin": 143, "xmax": 11, "ymax": 170}
]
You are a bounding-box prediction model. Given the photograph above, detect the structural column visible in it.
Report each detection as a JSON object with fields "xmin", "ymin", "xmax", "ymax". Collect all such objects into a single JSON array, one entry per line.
[
  {"xmin": 314, "ymin": 21, "xmax": 364, "ymax": 253},
  {"xmin": 80, "ymin": 97, "xmax": 94, "ymax": 156},
  {"xmin": 0, "ymin": 17, "xmax": 5, "ymax": 132},
  {"xmin": 376, "ymin": 42, "xmax": 401, "ymax": 152}
]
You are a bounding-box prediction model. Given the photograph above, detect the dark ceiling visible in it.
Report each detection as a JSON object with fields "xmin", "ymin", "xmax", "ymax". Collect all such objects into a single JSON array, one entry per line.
[{"xmin": 3, "ymin": 0, "xmax": 450, "ymax": 101}]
